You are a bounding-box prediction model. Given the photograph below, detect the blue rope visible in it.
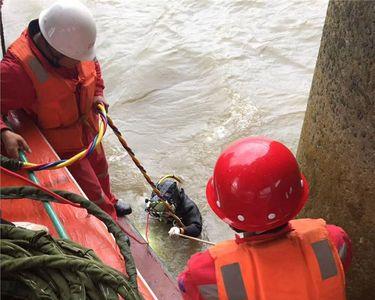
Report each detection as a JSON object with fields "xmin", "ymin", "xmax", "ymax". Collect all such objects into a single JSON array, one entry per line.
[{"xmin": 37, "ymin": 159, "xmax": 67, "ymax": 171}]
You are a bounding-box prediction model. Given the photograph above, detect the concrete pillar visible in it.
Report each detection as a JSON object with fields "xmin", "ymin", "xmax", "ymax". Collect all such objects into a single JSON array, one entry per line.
[{"xmin": 297, "ymin": 1, "xmax": 375, "ymax": 299}]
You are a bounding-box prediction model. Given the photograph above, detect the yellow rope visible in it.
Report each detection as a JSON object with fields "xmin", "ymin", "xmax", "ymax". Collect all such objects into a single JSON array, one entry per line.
[
  {"xmin": 23, "ymin": 104, "xmax": 106, "ymax": 169},
  {"xmin": 157, "ymin": 174, "xmax": 183, "ymax": 185}
]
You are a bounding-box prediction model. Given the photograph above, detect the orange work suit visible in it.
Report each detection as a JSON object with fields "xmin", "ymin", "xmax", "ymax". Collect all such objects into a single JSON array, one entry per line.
[
  {"xmin": 179, "ymin": 219, "xmax": 350, "ymax": 300},
  {"xmin": 1, "ymin": 22, "xmax": 117, "ymax": 219}
]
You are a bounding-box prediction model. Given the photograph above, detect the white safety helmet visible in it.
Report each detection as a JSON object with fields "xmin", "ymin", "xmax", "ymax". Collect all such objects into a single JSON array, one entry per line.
[{"xmin": 39, "ymin": 0, "xmax": 96, "ymax": 61}]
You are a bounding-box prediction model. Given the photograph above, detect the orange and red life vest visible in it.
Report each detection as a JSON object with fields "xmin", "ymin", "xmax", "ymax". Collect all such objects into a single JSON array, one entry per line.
[
  {"xmin": 7, "ymin": 29, "xmax": 99, "ymax": 153},
  {"xmin": 208, "ymin": 218, "xmax": 346, "ymax": 300}
]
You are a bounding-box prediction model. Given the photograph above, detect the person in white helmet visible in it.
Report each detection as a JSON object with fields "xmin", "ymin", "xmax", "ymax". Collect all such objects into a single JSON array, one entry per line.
[{"xmin": 0, "ymin": 0, "xmax": 131, "ymax": 219}]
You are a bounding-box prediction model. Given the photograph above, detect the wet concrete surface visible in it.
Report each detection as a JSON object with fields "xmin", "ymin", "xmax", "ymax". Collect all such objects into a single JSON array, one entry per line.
[{"xmin": 298, "ymin": 1, "xmax": 375, "ymax": 299}]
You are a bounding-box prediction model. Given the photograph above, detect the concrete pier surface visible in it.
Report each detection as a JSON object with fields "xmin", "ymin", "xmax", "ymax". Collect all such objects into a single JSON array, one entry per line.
[{"xmin": 297, "ymin": 1, "xmax": 374, "ymax": 299}]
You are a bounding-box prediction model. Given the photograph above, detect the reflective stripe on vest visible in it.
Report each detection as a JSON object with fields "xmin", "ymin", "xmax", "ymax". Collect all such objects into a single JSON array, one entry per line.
[
  {"xmin": 28, "ymin": 57, "xmax": 49, "ymax": 83},
  {"xmin": 209, "ymin": 218, "xmax": 346, "ymax": 300},
  {"xmin": 338, "ymin": 242, "xmax": 348, "ymax": 263},
  {"xmin": 198, "ymin": 284, "xmax": 219, "ymax": 300},
  {"xmin": 221, "ymin": 263, "xmax": 247, "ymax": 300},
  {"xmin": 311, "ymin": 239, "xmax": 338, "ymax": 280}
]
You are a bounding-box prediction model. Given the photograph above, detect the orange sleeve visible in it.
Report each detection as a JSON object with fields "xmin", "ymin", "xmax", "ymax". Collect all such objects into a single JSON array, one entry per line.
[
  {"xmin": 1, "ymin": 52, "xmax": 37, "ymax": 131},
  {"xmin": 326, "ymin": 224, "xmax": 352, "ymax": 273},
  {"xmin": 177, "ymin": 250, "xmax": 216, "ymax": 300}
]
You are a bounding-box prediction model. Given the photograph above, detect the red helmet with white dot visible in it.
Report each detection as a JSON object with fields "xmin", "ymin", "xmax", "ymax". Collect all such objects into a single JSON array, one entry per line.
[{"xmin": 206, "ymin": 136, "xmax": 309, "ymax": 232}]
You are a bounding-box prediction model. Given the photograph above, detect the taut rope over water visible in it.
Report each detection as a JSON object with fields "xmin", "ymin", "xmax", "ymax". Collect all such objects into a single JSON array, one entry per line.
[{"xmin": 106, "ymin": 115, "xmax": 184, "ymax": 227}]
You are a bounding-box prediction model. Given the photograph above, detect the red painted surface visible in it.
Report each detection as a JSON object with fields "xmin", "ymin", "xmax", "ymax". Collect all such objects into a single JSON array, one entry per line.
[{"xmin": 0, "ymin": 110, "xmax": 157, "ymax": 299}]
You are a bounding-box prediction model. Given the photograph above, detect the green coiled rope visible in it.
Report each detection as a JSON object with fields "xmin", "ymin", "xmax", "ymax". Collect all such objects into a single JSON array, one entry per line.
[{"xmin": 0, "ymin": 186, "xmax": 143, "ymax": 300}]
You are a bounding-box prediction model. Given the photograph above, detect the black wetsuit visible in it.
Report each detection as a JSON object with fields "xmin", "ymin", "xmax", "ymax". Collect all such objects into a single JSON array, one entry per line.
[
  {"xmin": 175, "ymin": 189, "xmax": 202, "ymax": 237},
  {"xmin": 149, "ymin": 180, "xmax": 203, "ymax": 237}
]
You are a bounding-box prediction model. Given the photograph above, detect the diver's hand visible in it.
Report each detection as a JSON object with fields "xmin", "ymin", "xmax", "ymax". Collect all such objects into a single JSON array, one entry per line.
[
  {"xmin": 168, "ymin": 227, "xmax": 181, "ymax": 239},
  {"xmin": 1, "ymin": 130, "xmax": 31, "ymax": 158}
]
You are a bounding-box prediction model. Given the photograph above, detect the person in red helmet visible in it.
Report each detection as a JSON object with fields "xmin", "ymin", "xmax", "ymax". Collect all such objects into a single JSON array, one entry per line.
[
  {"xmin": 178, "ymin": 136, "xmax": 352, "ymax": 300},
  {"xmin": 0, "ymin": 0, "xmax": 131, "ymax": 219}
]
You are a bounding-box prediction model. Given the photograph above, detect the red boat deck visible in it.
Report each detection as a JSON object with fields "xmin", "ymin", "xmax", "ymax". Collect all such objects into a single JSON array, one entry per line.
[{"xmin": 0, "ymin": 110, "xmax": 181, "ymax": 299}]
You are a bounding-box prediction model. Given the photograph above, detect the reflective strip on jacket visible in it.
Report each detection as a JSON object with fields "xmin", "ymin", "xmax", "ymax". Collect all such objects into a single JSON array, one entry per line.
[
  {"xmin": 7, "ymin": 29, "xmax": 98, "ymax": 153},
  {"xmin": 206, "ymin": 218, "xmax": 346, "ymax": 300}
]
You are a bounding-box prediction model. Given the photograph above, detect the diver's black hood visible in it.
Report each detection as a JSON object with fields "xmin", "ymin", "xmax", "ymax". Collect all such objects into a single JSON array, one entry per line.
[{"xmin": 150, "ymin": 179, "xmax": 184, "ymax": 208}]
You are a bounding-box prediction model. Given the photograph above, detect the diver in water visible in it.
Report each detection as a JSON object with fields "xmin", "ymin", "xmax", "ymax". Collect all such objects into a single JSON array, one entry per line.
[{"xmin": 145, "ymin": 175, "xmax": 202, "ymax": 238}]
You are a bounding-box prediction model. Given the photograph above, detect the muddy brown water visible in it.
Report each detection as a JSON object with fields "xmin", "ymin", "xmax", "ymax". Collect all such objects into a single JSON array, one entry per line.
[{"xmin": 3, "ymin": 0, "xmax": 328, "ymax": 277}]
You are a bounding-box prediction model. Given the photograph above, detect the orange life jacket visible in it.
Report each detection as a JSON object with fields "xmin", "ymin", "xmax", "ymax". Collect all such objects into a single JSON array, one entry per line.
[
  {"xmin": 208, "ymin": 218, "xmax": 346, "ymax": 300},
  {"xmin": 8, "ymin": 29, "xmax": 99, "ymax": 153}
]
